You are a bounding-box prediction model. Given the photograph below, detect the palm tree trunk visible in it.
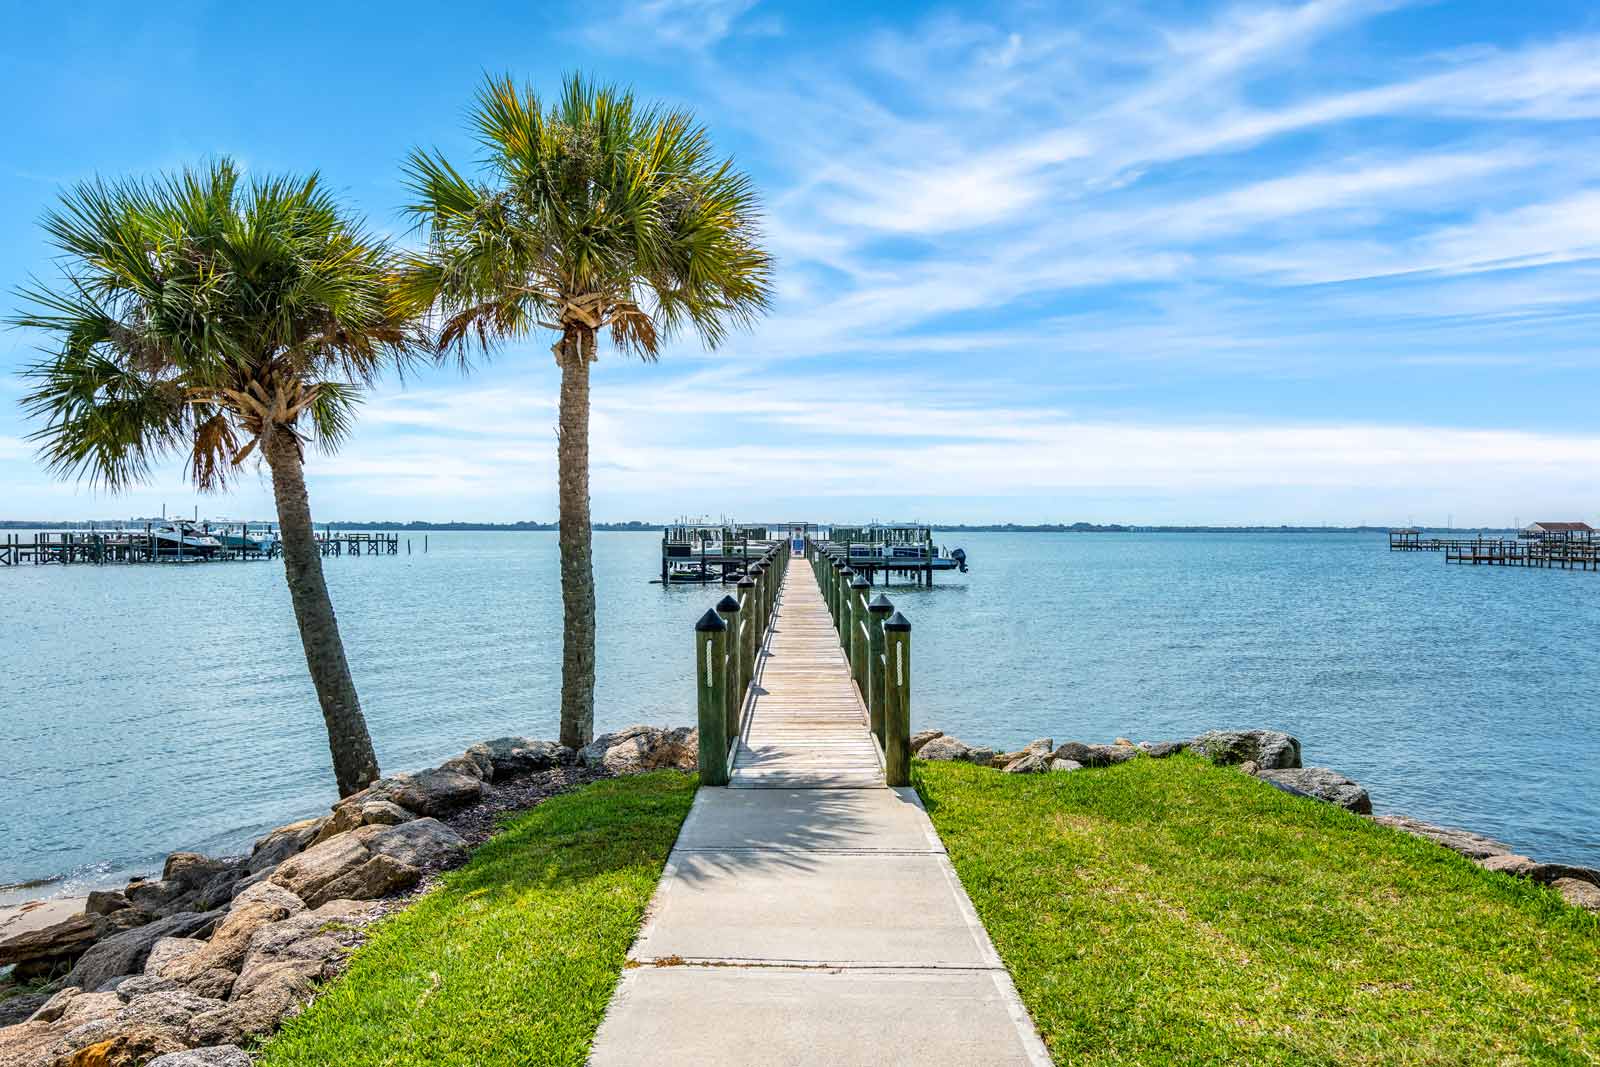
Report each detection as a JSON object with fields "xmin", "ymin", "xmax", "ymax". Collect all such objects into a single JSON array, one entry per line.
[
  {"xmin": 557, "ymin": 327, "xmax": 597, "ymax": 749},
  {"xmin": 263, "ymin": 426, "xmax": 380, "ymax": 797}
]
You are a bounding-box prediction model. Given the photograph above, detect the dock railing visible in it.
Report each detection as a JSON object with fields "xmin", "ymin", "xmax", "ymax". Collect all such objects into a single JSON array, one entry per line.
[
  {"xmin": 693, "ymin": 543, "xmax": 789, "ymax": 786},
  {"xmin": 805, "ymin": 538, "xmax": 913, "ymax": 786}
]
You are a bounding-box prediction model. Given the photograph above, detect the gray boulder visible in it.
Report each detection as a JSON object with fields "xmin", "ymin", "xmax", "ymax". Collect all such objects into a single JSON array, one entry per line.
[
  {"xmin": 1476, "ymin": 853, "xmax": 1600, "ymax": 887},
  {"xmin": 114, "ymin": 988, "xmax": 227, "ymax": 1030},
  {"xmin": 235, "ymin": 898, "xmax": 383, "ymax": 999},
  {"xmin": 311, "ymin": 798, "xmax": 415, "ymax": 846},
  {"xmin": 386, "ymin": 768, "xmax": 486, "ymax": 816},
  {"xmin": 148, "ymin": 1048, "xmax": 253, "ymax": 1067},
  {"xmin": 1002, "ymin": 751, "xmax": 1053, "ymax": 774},
  {"xmin": 270, "ymin": 831, "xmax": 422, "ymax": 908},
  {"xmin": 67, "ymin": 910, "xmax": 222, "ymax": 990},
  {"xmin": 1370, "ymin": 815, "xmax": 1514, "ymax": 861},
  {"xmin": 579, "ymin": 725, "xmax": 698, "ymax": 773},
  {"xmin": 466, "ymin": 736, "xmax": 569, "ymax": 777},
  {"xmin": 1191, "ymin": 729, "xmax": 1301, "ymax": 769},
  {"xmin": 909, "ymin": 730, "xmax": 944, "ymax": 754},
  {"xmin": 439, "ymin": 753, "xmax": 493, "ymax": 781},
  {"xmin": 1256, "ymin": 767, "xmax": 1372, "ymax": 814},
  {"xmin": 0, "ymin": 911, "xmax": 100, "ymax": 971},
  {"xmin": 248, "ymin": 817, "xmax": 326, "ymax": 874},
  {"xmin": 1050, "ymin": 758, "xmax": 1083, "ymax": 772},
  {"xmin": 144, "ymin": 937, "xmax": 208, "ymax": 978},
  {"xmin": 1052, "ymin": 741, "xmax": 1137, "ymax": 767},
  {"xmin": 26, "ymin": 985, "xmax": 89, "ymax": 1024},
  {"xmin": 0, "ymin": 991, "xmax": 50, "ymax": 1027},
  {"xmin": 1553, "ymin": 878, "xmax": 1600, "ymax": 911},
  {"xmin": 163, "ymin": 853, "xmax": 236, "ymax": 891},
  {"xmin": 994, "ymin": 738, "xmax": 1054, "ymax": 769},
  {"xmin": 229, "ymin": 880, "xmax": 305, "ymax": 918},
  {"xmin": 86, "ymin": 889, "xmax": 132, "ymax": 915},
  {"xmin": 356, "ymin": 818, "xmax": 468, "ymax": 871},
  {"xmin": 1139, "ymin": 740, "xmax": 1188, "ymax": 758},
  {"xmin": 125, "ymin": 878, "xmax": 191, "ymax": 914},
  {"xmin": 916, "ymin": 736, "xmax": 995, "ymax": 764},
  {"xmin": 110, "ymin": 975, "xmax": 181, "ymax": 999}
]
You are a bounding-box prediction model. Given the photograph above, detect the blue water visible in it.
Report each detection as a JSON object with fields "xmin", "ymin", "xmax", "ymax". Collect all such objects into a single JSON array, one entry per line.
[{"xmin": 1, "ymin": 530, "xmax": 1595, "ymax": 900}]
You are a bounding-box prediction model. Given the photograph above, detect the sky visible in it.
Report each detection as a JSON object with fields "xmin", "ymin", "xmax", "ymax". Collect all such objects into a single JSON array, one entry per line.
[{"xmin": 1, "ymin": 0, "xmax": 1598, "ymax": 526}]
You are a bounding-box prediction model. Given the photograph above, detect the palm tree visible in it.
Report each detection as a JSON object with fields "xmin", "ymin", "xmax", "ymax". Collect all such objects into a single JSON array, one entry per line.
[
  {"xmin": 398, "ymin": 74, "xmax": 772, "ymax": 749},
  {"xmin": 13, "ymin": 159, "xmax": 423, "ymax": 797}
]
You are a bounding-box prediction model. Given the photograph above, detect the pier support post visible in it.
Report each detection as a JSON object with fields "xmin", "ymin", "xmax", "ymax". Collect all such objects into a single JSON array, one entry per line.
[
  {"xmin": 838, "ymin": 567, "xmax": 855, "ymax": 648},
  {"xmin": 752, "ymin": 561, "xmax": 769, "ymax": 633},
  {"xmin": 849, "ymin": 575, "xmax": 870, "ymax": 698},
  {"xmin": 717, "ymin": 595, "xmax": 743, "ymax": 751},
  {"xmin": 883, "ymin": 612, "xmax": 912, "ymax": 787},
  {"xmin": 695, "ymin": 609, "xmax": 730, "ymax": 787},
  {"xmin": 738, "ymin": 577, "xmax": 758, "ymax": 699},
  {"xmin": 866, "ymin": 594, "xmax": 893, "ymax": 746}
]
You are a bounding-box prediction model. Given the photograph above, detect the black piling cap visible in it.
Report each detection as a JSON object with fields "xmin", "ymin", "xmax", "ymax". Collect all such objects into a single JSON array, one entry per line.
[
  {"xmin": 868, "ymin": 594, "xmax": 894, "ymax": 615},
  {"xmin": 738, "ymin": 577, "xmax": 756, "ymax": 588},
  {"xmin": 851, "ymin": 575, "xmax": 869, "ymax": 589},
  {"xmin": 695, "ymin": 608, "xmax": 727, "ymax": 632},
  {"xmin": 840, "ymin": 566, "xmax": 854, "ymax": 577},
  {"xmin": 717, "ymin": 594, "xmax": 741, "ymax": 613},
  {"xmin": 885, "ymin": 611, "xmax": 912, "ymax": 632}
]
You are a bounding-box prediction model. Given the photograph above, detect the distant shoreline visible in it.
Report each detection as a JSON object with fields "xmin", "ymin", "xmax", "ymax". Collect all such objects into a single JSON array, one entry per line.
[{"xmin": 0, "ymin": 521, "xmax": 1509, "ymax": 534}]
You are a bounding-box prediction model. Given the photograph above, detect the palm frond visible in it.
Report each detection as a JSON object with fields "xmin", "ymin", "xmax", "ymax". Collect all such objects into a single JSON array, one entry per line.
[
  {"xmin": 12, "ymin": 156, "xmax": 425, "ymax": 493},
  {"xmin": 399, "ymin": 71, "xmax": 773, "ymax": 368}
]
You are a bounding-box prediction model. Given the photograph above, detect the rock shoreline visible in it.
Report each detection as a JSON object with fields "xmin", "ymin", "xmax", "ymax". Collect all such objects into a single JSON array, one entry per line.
[
  {"xmin": 0, "ymin": 724, "xmax": 697, "ymax": 1066},
  {"xmin": 914, "ymin": 726, "xmax": 1600, "ymax": 912}
]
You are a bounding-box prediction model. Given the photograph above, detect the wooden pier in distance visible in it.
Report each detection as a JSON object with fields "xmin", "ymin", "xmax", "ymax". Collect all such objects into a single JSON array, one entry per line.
[
  {"xmin": 1390, "ymin": 523, "xmax": 1600, "ymax": 574},
  {"xmin": 0, "ymin": 529, "xmax": 401, "ymax": 567}
]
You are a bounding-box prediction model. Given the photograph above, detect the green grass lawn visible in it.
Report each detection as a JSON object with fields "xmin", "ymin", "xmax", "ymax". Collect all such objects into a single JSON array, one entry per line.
[
  {"xmin": 256, "ymin": 771, "xmax": 696, "ymax": 1067},
  {"xmin": 916, "ymin": 755, "xmax": 1600, "ymax": 1066}
]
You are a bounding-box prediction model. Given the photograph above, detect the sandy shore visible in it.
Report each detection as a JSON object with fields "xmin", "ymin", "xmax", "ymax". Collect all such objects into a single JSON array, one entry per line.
[{"xmin": 0, "ymin": 897, "xmax": 86, "ymax": 942}]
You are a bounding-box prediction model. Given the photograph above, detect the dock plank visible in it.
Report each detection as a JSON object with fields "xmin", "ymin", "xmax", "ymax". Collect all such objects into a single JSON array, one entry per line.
[{"xmin": 729, "ymin": 568, "xmax": 882, "ymax": 789}]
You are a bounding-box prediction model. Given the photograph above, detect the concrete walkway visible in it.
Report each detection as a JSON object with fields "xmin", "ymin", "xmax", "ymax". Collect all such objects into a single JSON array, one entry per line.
[{"xmin": 589, "ymin": 561, "xmax": 1050, "ymax": 1066}]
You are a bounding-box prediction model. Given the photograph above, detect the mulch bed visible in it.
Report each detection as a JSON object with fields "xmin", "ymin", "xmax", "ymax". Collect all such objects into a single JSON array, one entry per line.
[{"xmin": 441, "ymin": 765, "xmax": 611, "ymax": 848}]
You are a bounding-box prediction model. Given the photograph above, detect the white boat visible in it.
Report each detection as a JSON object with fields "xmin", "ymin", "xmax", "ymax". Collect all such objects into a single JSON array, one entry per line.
[{"xmin": 148, "ymin": 520, "xmax": 223, "ymax": 558}]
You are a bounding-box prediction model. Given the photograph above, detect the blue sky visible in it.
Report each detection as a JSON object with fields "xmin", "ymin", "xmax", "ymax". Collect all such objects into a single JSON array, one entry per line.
[{"xmin": 2, "ymin": 0, "xmax": 1599, "ymax": 525}]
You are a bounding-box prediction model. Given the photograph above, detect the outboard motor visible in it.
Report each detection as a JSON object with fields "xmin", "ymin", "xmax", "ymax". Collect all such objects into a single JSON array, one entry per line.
[{"xmin": 951, "ymin": 547, "xmax": 967, "ymax": 573}]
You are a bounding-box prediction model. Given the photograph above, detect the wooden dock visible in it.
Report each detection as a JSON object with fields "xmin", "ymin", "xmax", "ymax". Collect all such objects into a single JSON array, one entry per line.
[
  {"xmin": 729, "ymin": 561, "xmax": 884, "ymax": 788},
  {"xmin": 0, "ymin": 530, "xmax": 402, "ymax": 567},
  {"xmin": 591, "ymin": 543, "xmax": 1049, "ymax": 1065}
]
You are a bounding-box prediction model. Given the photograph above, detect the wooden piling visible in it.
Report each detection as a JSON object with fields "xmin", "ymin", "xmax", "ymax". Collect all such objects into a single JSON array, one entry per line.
[
  {"xmin": 883, "ymin": 611, "xmax": 912, "ymax": 786},
  {"xmin": 866, "ymin": 593, "xmax": 893, "ymax": 746},
  {"xmin": 717, "ymin": 594, "xmax": 743, "ymax": 750},
  {"xmin": 695, "ymin": 609, "xmax": 730, "ymax": 787}
]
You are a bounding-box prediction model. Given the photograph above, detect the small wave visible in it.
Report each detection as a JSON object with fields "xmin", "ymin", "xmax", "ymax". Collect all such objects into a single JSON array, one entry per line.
[{"xmin": 0, "ymin": 874, "xmax": 63, "ymax": 893}]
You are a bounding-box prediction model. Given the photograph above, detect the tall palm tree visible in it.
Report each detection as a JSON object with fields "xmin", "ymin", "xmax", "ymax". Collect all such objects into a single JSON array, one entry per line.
[
  {"xmin": 398, "ymin": 74, "xmax": 773, "ymax": 749},
  {"xmin": 14, "ymin": 159, "xmax": 423, "ymax": 797}
]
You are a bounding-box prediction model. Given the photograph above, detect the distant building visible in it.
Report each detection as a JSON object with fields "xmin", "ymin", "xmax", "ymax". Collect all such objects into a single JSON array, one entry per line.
[{"xmin": 1522, "ymin": 521, "xmax": 1594, "ymax": 542}]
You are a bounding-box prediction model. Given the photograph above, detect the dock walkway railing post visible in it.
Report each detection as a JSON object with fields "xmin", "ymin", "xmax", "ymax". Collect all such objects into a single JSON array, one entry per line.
[
  {"xmin": 849, "ymin": 575, "xmax": 869, "ymax": 696},
  {"xmin": 866, "ymin": 593, "xmax": 892, "ymax": 746},
  {"xmin": 716, "ymin": 594, "xmax": 743, "ymax": 754},
  {"xmin": 694, "ymin": 609, "xmax": 730, "ymax": 787},
  {"xmin": 737, "ymin": 576, "xmax": 758, "ymax": 699},
  {"xmin": 693, "ymin": 543, "xmax": 789, "ymax": 788},
  {"xmin": 883, "ymin": 611, "xmax": 912, "ymax": 786}
]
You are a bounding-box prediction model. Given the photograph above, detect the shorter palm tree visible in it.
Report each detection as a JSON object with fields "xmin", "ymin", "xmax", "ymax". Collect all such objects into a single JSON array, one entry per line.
[{"xmin": 13, "ymin": 159, "xmax": 422, "ymax": 797}]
